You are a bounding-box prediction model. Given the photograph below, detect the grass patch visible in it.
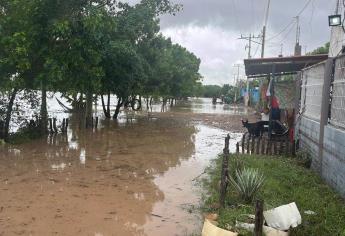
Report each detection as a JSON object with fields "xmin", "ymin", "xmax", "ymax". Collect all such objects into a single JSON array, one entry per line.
[{"xmin": 202, "ymin": 154, "xmax": 345, "ymax": 236}]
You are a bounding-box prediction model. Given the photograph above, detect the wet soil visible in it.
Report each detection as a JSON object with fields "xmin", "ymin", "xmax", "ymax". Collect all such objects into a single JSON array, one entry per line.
[{"xmin": 0, "ymin": 99, "xmax": 250, "ymax": 236}]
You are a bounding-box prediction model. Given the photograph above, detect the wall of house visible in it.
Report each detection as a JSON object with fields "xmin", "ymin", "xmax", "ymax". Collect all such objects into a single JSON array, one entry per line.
[
  {"xmin": 323, "ymin": 125, "xmax": 345, "ymax": 197},
  {"xmin": 298, "ymin": 57, "xmax": 345, "ymax": 198},
  {"xmin": 298, "ymin": 117, "xmax": 322, "ymax": 170}
]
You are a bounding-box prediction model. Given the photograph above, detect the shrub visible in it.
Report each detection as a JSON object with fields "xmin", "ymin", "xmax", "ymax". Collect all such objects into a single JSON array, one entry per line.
[{"xmin": 229, "ymin": 167, "xmax": 265, "ymax": 203}]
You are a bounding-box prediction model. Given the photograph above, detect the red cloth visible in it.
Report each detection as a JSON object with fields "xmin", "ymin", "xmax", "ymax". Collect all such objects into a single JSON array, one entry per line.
[{"xmin": 271, "ymin": 96, "xmax": 279, "ymax": 108}]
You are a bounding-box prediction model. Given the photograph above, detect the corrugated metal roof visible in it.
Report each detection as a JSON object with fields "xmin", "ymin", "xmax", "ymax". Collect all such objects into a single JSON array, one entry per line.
[{"xmin": 244, "ymin": 54, "xmax": 329, "ymax": 78}]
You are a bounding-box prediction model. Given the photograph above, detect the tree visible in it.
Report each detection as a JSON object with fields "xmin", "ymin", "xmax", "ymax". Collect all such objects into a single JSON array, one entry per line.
[{"xmin": 307, "ymin": 42, "xmax": 330, "ymax": 55}]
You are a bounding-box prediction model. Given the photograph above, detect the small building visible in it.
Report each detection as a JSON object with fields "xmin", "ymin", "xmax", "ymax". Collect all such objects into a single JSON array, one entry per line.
[{"xmin": 244, "ymin": 53, "xmax": 345, "ymax": 198}]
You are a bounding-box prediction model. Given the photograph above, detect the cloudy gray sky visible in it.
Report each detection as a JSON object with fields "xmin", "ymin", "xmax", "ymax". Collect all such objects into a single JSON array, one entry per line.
[{"xmin": 130, "ymin": 0, "xmax": 337, "ymax": 85}]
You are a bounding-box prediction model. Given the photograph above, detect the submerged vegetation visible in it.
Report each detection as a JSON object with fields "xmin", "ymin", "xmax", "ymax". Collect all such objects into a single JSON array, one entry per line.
[
  {"xmin": 202, "ymin": 154, "xmax": 345, "ymax": 236},
  {"xmin": 0, "ymin": 0, "xmax": 202, "ymax": 142}
]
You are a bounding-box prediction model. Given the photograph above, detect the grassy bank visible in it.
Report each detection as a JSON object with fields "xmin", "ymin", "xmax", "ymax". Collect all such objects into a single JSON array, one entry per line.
[{"xmin": 202, "ymin": 154, "xmax": 345, "ymax": 236}]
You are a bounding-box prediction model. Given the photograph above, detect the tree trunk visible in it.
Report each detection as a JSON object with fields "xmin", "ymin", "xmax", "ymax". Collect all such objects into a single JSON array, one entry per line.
[
  {"xmin": 39, "ymin": 85, "xmax": 48, "ymax": 135},
  {"xmin": 101, "ymin": 94, "xmax": 111, "ymax": 119},
  {"xmin": 107, "ymin": 91, "xmax": 111, "ymax": 115},
  {"xmin": 113, "ymin": 97, "xmax": 123, "ymax": 119},
  {"xmin": 85, "ymin": 90, "xmax": 93, "ymax": 127},
  {"xmin": 3, "ymin": 88, "xmax": 18, "ymax": 141},
  {"xmin": 139, "ymin": 95, "xmax": 142, "ymax": 110},
  {"xmin": 146, "ymin": 96, "xmax": 149, "ymax": 110}
]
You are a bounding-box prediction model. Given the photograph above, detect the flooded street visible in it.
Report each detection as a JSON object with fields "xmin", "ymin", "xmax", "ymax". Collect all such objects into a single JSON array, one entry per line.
[{"xmin": 0, "ymin": 99, "xmax": 245, "ymax": 236}]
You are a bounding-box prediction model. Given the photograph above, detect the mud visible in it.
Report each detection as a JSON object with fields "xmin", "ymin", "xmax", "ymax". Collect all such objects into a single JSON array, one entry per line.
[{"xmin": 0, "ymin": 98, "xmax": 247, "ymax": 236}]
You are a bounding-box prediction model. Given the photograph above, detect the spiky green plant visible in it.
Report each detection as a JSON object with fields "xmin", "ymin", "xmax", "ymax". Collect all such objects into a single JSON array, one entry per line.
[{"xmin": 229, "ymin": 167, "xmax": 265, "ymax": 203}]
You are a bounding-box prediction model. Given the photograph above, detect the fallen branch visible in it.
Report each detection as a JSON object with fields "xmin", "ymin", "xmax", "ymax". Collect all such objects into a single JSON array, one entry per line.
[{"xmin": 192, "ymin": 170, "xmax": 207, "ymax": 181}]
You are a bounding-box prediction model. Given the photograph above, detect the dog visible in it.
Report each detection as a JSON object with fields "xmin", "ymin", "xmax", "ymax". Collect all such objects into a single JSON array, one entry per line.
[{"xmin": 241, "ymin": 119, "xmax": 268, "ymax": 137}]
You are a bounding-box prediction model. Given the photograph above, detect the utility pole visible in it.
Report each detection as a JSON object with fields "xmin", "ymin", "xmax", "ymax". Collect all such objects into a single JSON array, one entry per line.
[
  {"xmin": 233, "ymin": 64, "xmax": 242, "ymax": 103},
  {"xmin": 261, "ymin": 0, "xmax": 271, "ymax": 58},
  {"xmin": 336, "ymin": 0, "xmax": 340, "ymax": 14},
  {"xmin": 248, "ymin": 34, "xmax": 252, "ymax": 59},
  {"xmin": 239, "ymin": 34, "xmax": 260, "ymax": 106},
  {"xmin": 239, "ymin": 34, "xmax": 262, "ymax": 59},
  {"xmin": 279, "ymin": 44, "xmax": 283, "ymax": 57},
  {"xmin": 294, "ymin": 16, "xmax": 302, "ymax": 56}
]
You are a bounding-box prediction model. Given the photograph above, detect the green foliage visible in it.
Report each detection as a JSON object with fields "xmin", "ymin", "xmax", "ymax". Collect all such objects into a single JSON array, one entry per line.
[
  {"xmin": 0, "ymin": 0, "xmax": 202, "ymax": 137},
  {"xmin": 203, "ymin": 155, "xmax": 345, "ymax": 235},
  {"xmin": 229, "ymin": 167, "xmax": 265, "ymax": 203},
  {"xmin": 307, "ymin": 42, "xmax": 330, "ymax": 55},
  {"xmin": 202, "ymin": 85, "xmax": 222, "ymax": 98}
]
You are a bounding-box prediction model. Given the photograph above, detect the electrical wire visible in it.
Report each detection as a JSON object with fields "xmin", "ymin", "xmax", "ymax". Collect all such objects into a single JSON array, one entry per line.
[
  {"xmin": 266, "ymin": 0, "xmax": 313, "ymax": 42},
  {"xmin": 231, "ymin": 0, "xmax": 241, "ymax": 34},
  {"xmin": 266, "ymin": 20, "xmax": 295, "ymax": 41},
  {"xmin": 270, "ymin": 21, "xmax": 297, "ymax": 46},
  {"xmin": 253, "ymin": 44, "xmax": 260, "ymax": 57}
]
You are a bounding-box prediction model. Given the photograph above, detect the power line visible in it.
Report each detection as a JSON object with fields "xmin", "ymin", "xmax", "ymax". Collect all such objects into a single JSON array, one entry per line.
[
  {"xmin": 267, "ymin": 20, "xmax": 295, "ymax": 41},
  {"xmin": 238, "ymin": 34, "xmax": 262, "ymax": 59},
  {"xmin": 266, "ymin": 0, "xmax": 313, "ymax": 42},
  {"xmin": 269, "ymin": 21, "xmax": 297, "ymax": 46},
  {"xmin": 297, "ymin": 0, "xmax": 313, "ymax": 16},
  {"xmin": 231, "ymin": 0, "xmax": 241, "ymax": 33}
]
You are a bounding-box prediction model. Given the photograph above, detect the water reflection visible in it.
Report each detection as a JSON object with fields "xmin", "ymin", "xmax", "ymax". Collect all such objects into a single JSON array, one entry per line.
[
  {"xmin": 0, "ymin": 116, "xmax": 202, "ymax": 235},
  {"xmin": 1, "ymin": 94, "xmax": 245, "ymax": 235}
]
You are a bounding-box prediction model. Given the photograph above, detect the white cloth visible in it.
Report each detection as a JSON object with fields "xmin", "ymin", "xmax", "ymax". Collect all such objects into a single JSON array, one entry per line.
[{"xmin": 261, "ymin": 113, "xmax": 270, "ymax": 121}]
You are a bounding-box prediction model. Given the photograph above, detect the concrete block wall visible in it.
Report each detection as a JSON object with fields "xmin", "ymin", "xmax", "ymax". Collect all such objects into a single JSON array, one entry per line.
[
  {"xmin": 299, "ymin": 116, "xmax": 321, "ymax": 171},
  {"xmin": 322, "ymin": 125, "xmax": 345, "ymax": 197}
]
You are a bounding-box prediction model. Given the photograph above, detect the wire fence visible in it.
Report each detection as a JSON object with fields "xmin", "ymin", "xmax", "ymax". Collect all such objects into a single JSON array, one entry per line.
[
  {"xmin": 331, "ymin": 56, "xmax": 345, "ymax": 129},
  {"xmin": 300, "ymin": 62, "xmax": 326, "ymax": 121}
]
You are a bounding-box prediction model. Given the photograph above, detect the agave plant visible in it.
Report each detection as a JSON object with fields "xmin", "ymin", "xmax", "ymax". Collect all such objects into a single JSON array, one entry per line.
[{"xmin": 229, "ymin": 168, "xmax": 265, "ymax": 203}]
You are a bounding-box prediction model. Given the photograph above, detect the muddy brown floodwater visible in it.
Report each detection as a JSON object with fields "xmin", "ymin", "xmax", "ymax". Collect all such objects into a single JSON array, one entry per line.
[{"xmin": 0, "ymin": 98, "xmax": 247, "ymax": 236}]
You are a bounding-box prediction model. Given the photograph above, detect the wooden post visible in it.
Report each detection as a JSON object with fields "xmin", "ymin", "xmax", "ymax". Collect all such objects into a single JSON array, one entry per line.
[
  {"xmin": 251, "ymin": 137, "xmax": 255, "ymax": 154},
  {"xmin": 236, "ymin": 142, "xmax": 239, "ymax": 154},
  {"xmin": 273, "ymin": 141, "xmax": 277, "ymax": 155},
  {"xmin": 220, "ymin": 134, "xmax": 230, "ymax": 208},
  {"xmin": 246, "ymin": 135, "xmax": 250, "ymax": 154},
  {"xmin": 242, "ymin": 134, "xmax": 246, "ymax": 154},
  {"xmin": 254, "ymin": 200, "xmax": 264, "ymax": 236},
  {"xmin": 285, "ymin": 139, "xmax": 290, "ymax": 156},
  {"xmin": 292, "ymin": 140, "xmax": 296, "ymax": 156},
  {"xmin": 65, "ymin": 118, "xmax": 69, "ymax": 130},
  {"xmin": 261, "ymin": 138, "xmax": 265, "ymax": 155},
  {"xmin": 279, "ymin": 140, "xmax": 284, "ymax": 155},
  {"xmin": 265, "ymin": 140, "xmax": 270, "ymax": 155},
  {"xmin": 256, "ymin": 138, "xmax": 261, "ymax": 154}
]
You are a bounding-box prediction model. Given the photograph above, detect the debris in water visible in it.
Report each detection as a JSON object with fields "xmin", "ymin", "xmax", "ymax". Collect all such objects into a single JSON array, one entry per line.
[
  {"xmin": 235, "ymin": 221, "xmax": 289, "ymax": 236},
  {"xmin": 202, "ymin": 219, "xmax": 238, "ymax": 236},
  {"xmin": 150, "ymin": 213, "xmax": 163, "ymax": 218}
]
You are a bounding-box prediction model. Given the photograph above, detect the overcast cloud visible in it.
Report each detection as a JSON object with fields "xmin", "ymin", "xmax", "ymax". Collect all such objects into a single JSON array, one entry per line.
[{"xmin": 128, "ymin": 0, "xmax": 338, "ymax": 85}]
